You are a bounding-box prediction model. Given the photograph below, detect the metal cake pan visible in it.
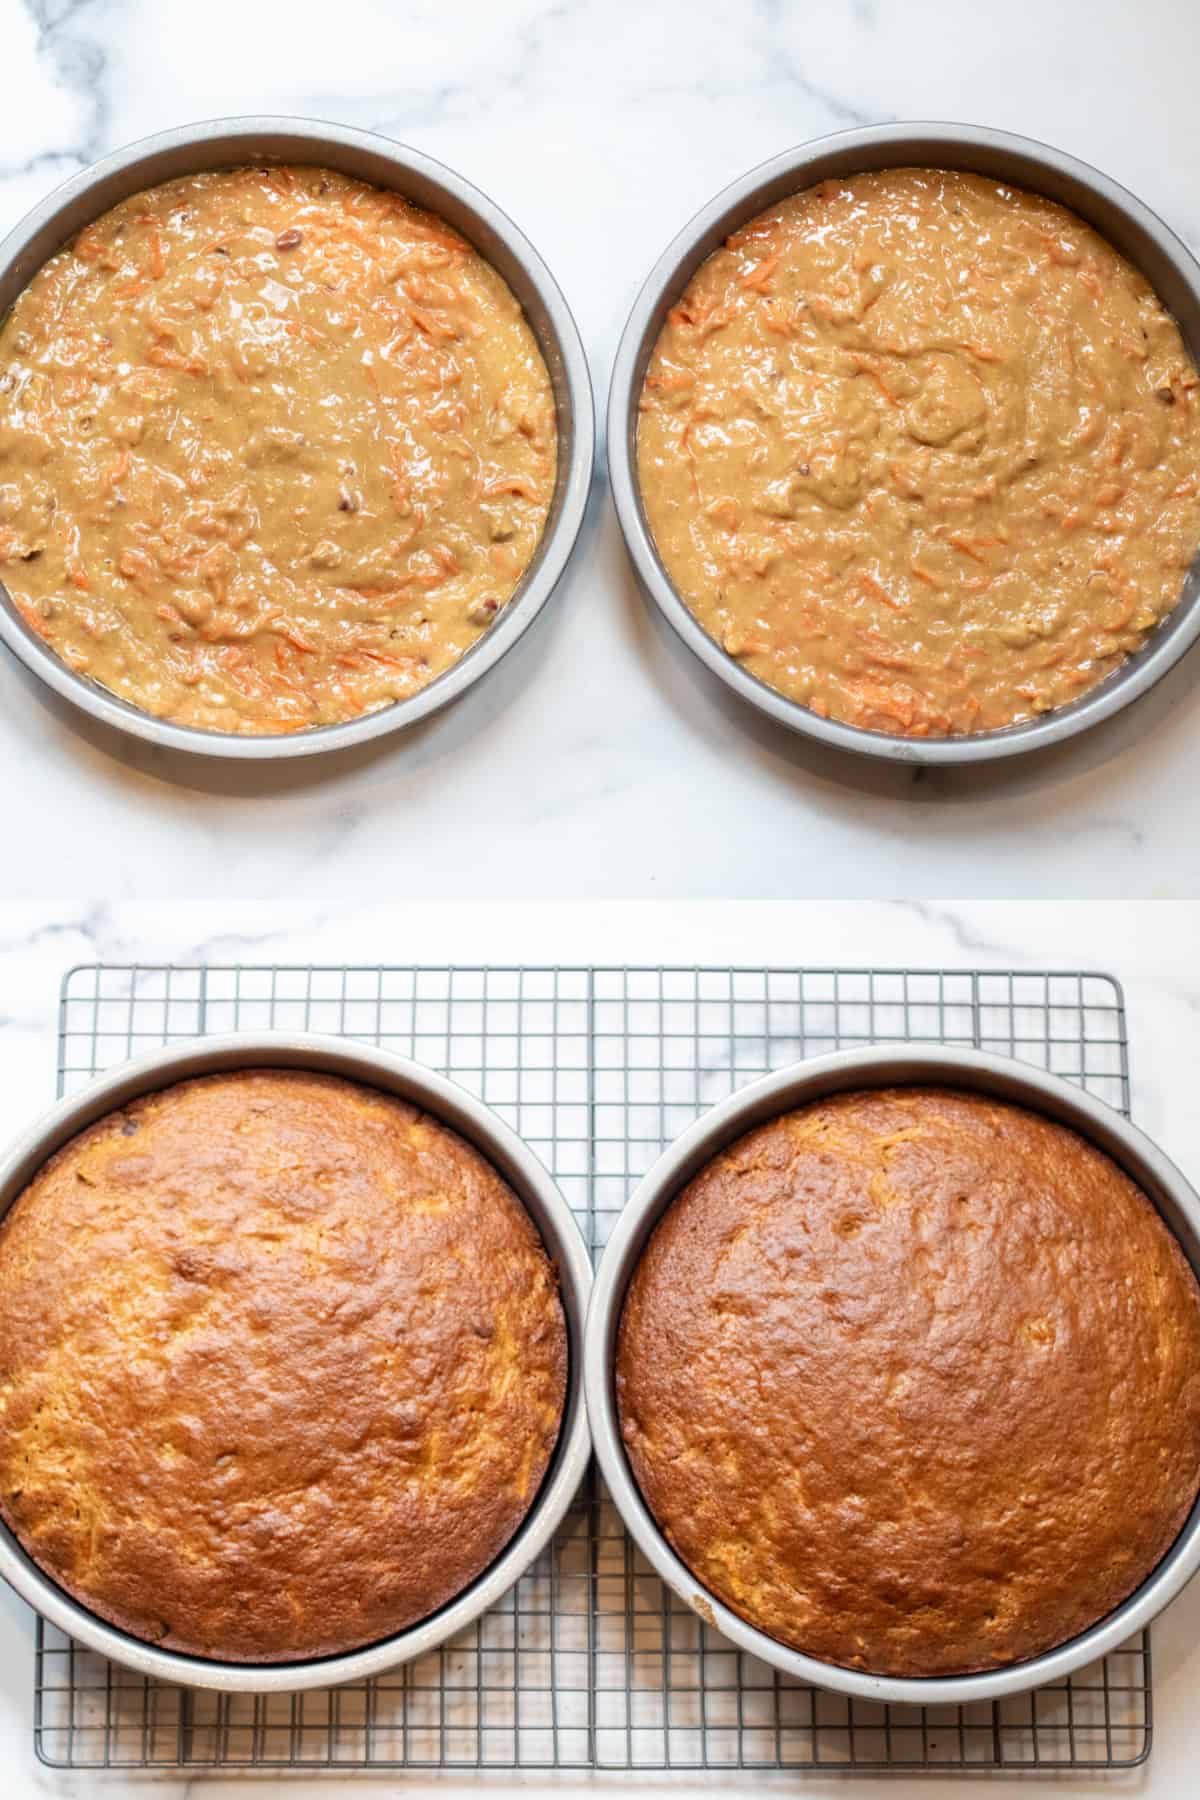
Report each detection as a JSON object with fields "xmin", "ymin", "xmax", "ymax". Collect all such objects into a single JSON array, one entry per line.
[
  {"xmin": 607, "ymin": 122, "xmax": 1200, "ymax": 765},
  {"xmin": 584, "ymin": 1042, "xmax": 1200, "ymax": 1706},
  {"xmin": 0, "ymin": 1032, "xmax": 593, "ymax": 1692},
  {"xmin": 0, "ymin": 117, "xmax": 595, "ymax": 759}
]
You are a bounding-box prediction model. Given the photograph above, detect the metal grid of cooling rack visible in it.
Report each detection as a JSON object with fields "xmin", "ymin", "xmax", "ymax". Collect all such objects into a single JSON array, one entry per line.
[{"xmin": 34, "ymin": 962, "xmax": 1149, "ymax": 1774}]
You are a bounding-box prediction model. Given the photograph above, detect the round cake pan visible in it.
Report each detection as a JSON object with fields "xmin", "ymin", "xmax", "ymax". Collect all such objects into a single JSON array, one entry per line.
[
  {"xmin": 0, "ymin": 1032, "xmax": 593, "ymax": 1692},
  {"xmin": 608, "ymin": 121, "xmax": 1200, "ymax": 765},
  {"xmin": 585, "ymin": 1042, "xmax": 1200, "ymax": 1706},
  {"xmin": 0, "ymin": 117, "xmax": 594, "ymax": 759}
]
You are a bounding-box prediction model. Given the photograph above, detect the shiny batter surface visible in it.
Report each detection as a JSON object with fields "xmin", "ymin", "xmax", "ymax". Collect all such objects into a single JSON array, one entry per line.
[
  {"xmin": 0, "ymin": 1071, "xmax": 567, "ymax": 1662},
  {"xmin": 638, "ymin": 169, "xmax": 1200, "ymax": 736},
  {"xmin": 617, "ymin": 1088, "xmax": 1200, "ymax": 1677},
  {"xmin": 0, "ymin": 166, "xmax": 555, "ymax": 733}
]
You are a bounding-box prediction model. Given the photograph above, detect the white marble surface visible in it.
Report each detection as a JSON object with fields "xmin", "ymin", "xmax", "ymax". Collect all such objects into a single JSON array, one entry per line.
[
  {"xmin": 0, "ymin": 0, "xmax": 1199, "ymax": 898},
  {"xmin": 0, "ymin": 898, "xmax": 1196, "ymax": 1799}
]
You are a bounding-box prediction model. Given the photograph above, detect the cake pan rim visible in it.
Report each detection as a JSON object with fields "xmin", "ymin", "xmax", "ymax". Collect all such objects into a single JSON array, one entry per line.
[
  {"xmin": 0, "ymin": 114, "xmax": 595, "ymax": 760},
  {"xmin": 584, "ymin": 1040, "xmax": 1200, "ymax": 1704},
  {"xmin": 606, "ymin": 119, "xmax": 1200, "ymax": 765},
  {"xmin": 0, "ymin": 1030, "xmax": 593, "ymax": 1692}
]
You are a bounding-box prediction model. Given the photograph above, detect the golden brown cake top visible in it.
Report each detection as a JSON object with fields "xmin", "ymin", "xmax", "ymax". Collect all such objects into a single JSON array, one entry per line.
[
  {"xmin": 637, "ymin": 168, "xmax": 1200, "ymax": 737},
  {"xmin": 617, "ymin": 1086, "xmax": 1200, "ymax": 1677},
  {"xmin": 0, "ymin": 165, "xmax": 555, "ymax": 733},
  {"xmin": 0, "ymin": 1070, "xmax": 567, "ymax": 1662}
]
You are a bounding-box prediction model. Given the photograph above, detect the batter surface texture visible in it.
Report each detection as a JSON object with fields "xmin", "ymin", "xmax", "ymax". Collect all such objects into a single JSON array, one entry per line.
[
  {"xmin": 637, "ymin": 169, "xmax": 1200, "ymax": 736},
  {"xmin": 0, "ymin": 166, "xmax": 555, "ymax": 733}
]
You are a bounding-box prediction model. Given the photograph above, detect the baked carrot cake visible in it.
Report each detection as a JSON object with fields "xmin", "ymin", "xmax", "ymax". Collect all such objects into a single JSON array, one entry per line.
[
  {"xmin": 637, "ymin": 168, "xmax": 1200, "ymax": 736},
  {"xmin": 0, "ymin": 166, "xmax": 556, "ymax": 733},
  {"xmin": 0, "ymin": 1070, "xmax": 567, "ymax": 1661},
  {"xmin": 617, "ymin": 1087, "xmax": 1200, "ymax": 1676}
]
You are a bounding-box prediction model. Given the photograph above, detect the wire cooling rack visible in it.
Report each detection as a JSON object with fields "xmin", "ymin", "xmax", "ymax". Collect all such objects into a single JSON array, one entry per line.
[{"xmin": 34, "ymin": 963, "xmax": 1149, "ymax": 1774}]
